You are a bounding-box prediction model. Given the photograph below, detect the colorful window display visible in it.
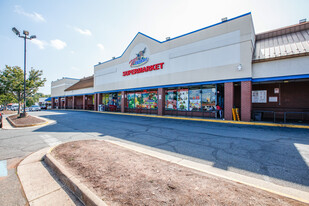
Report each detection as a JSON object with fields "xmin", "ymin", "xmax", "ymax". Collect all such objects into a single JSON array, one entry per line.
[
  {"xmin": 202, "ymin": 87, "xmax": 217, "ymax": 111},
  {"xmin": 117, "ymin": 92, "xmax": 121, "ymax": 108},
  {"xmin": 141, "ymin": 91, "xmax": 149, "ymax": 108},
  {"xmin": 135, "ymin": 92, "xmax": 143, "ymax": 108},
  {"xmin": 127, "ymin": 92, "xmax": 135, "ymax": 109},
  {"xmin": 189, "ymin": 89, "xmax": 201, "ymax": 111},
  {"xmin": 127, "ymin": 90, "xmax": 158, "ymax": 109},
  {"xmin": 147, "ymin": 91, "xmax": 158, "ymax": 109},
  {"xmin": 177, "ymin": 89, "xmax": 189, "ymax": 111},
  {"xmin": 165, "ymin": 89, "xmax": 177, "ymax": 110}
]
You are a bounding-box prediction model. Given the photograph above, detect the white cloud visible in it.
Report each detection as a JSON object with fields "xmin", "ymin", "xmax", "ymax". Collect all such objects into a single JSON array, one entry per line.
[
  {"xmin": 14, "ymin": 5, "xmax": 46, "ymax": 22},
  {"xmin": 97, "ymin": 43, "xmax": 104, "ymax": 50},
  {"xmin": 50, "ymin": 39, "xmax": 67, "ymax": 50},
  {"xmin": 74, "ymin": 27, "xmax": 92, "ymax": 36},
  {"xmin": 31, "ymin": 39, "xmax": 47, "ymax": 49}
]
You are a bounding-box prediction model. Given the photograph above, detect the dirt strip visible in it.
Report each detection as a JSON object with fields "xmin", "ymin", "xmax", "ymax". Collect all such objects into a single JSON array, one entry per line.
[
  {"xmin": 52, "ymin": 140, "xmax": 306, "ymax": 206},
  {"xmin": 7, "ymin": 114, "xmax": 45, "ymax": 127}
]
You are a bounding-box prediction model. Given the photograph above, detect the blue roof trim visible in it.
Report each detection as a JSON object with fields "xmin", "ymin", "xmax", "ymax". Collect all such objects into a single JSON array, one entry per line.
[
  {"xmin": 94, "ymin": 12, "xmax": 251, "ymax": 67},
  {"xmin": 252, "ymin": 74, "xmax": 309, "ymax": 82},
  {"xmin": 94, "ymin": 77, "xmax": 252, "ymax": 94}
]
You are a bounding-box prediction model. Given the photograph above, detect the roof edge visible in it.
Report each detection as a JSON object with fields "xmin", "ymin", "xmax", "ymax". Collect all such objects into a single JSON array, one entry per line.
[{"xmin": 94, "ymin": 12, "xmax": 252, "ymax": 67}]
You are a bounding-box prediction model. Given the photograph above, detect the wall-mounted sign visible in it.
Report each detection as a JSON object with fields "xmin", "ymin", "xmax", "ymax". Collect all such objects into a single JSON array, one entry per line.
[
  {"xmin": 129, "ymin": 47, "xmax": 149, "ymax": 68},
  {"xmin": 61, "ymin": 98, "xmax": 65, "ymax": 101},
  {"xmin": 252, "ymin": 90, "xmax": 267, "ymax": 103},
  {"xmin": 269, "ymin": 96, "xmax": 278, "ymax": 102},
  {"xmin": 274, "ymin": 88, "xmax": 279, "ymax": 94},
  {"xmin": 123, "ymin": 62, "xmax": 164, "ymax": 76}
]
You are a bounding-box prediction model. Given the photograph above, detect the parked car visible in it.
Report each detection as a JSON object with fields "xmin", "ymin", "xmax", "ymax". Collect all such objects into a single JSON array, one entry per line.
[
  {"xmin": 29, "ymin": 105, "xmax": 41, "ymax": 111},
  {"xmin": 40, "ymin": 105, "xmax": 47, "ymax": 110}
]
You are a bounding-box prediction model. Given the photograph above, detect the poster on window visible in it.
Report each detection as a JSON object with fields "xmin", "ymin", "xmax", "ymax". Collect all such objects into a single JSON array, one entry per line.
[
  {"xmin": 127, "ymin": 93, "xmax": 135, "ymax": 108},
  {"xmin": 117, "ymin": 92, "xmax": 121, "ymax": 108},
  {"xmin": 166, "ymin": 90, "xmax": 177, "ymax": 110},
  {"xmin": 189, "ymin": 89, "xmax": 201, "ymax": 111},
  {"xmin": 177, "ymin": 89, "xmax": 189, "ymax": 111},
  {"xmin": 103, "ymin": 94, "xmax": 109, "ymax": 105},
  {"xmin": 252, "ymin": 90, "xmax": 267, "ymax": 103},
  {"xmin": 135, "ymin": 92, "xmax": 143, "ymax": 108},
  {"xmin": 141, "ymin": 91, "xmax": 149, "ymax": 108},
  {"xmin": 147, "ymin": 91, "xmax": 158, "ymax": 109},
  {"xmin": 202, "ymin": 88, "xmax": 216, "ymax": 111}
]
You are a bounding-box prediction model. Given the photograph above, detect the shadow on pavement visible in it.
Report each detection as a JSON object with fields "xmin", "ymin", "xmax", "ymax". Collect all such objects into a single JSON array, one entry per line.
[{"xmin": 34, "ymin": 110, "xmax": 309, "ymax": 188}]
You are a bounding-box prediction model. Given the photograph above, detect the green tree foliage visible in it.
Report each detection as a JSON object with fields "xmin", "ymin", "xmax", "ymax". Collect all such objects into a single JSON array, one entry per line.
[{"xmin": 0, "ymin": 65, "xmax": 46, "ymax": 113}]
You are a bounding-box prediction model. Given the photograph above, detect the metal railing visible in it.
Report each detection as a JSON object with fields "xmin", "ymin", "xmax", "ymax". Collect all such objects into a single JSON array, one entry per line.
[{"xmin": 252, "ymin": 110, "xmax": 309, "ymax": 123}]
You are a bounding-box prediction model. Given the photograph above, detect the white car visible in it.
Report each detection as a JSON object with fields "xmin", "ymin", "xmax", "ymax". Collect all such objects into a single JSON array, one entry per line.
[{"xmin": 29, "ymin": 105, "xmax": 41, "ymax": 111}]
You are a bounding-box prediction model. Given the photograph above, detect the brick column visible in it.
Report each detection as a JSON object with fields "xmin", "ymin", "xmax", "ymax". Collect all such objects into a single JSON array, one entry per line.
[
  {"xmin": 51, "ymin": 98, "xmax": 54, "ymax": 109},
  {"xmin": 158, "ymin": 88, "xmax": 165, "ymax": 116},
  {"xmin": 64, "ymin": 97, "xmax": 67, "ymax": 109},
  {"xmin": 97, "ymin": 93, "xmax": 102, "ymax": 111},
  {"xmin": 57, "ymin": 98, "xmax": 60, "ymax": 109},
  {"xmin": 121, "ymin": 91, "xmax": 126, "ymax": 113},
  {"xmin": 83, "ymin": 95, "xmax": 86, "ymax": 110},
  {"xmin": 94, "ymin": 94, "xmax": 97, "ymax": 111},
  {"xmin": 241, "ymin": 81, "xmax": 252, "ymax": 122},
  {"xmin": 224, "ymin": 82, "xmax": 234, "ymax": 120},
  {"xmin": 72, "ymin": 96, "xmax": 75, "ymax": 109}
]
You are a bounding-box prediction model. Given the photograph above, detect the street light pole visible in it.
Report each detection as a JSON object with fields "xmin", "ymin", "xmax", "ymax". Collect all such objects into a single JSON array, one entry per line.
[{"xmin": 12, "ymin": 27, "xmax": 36, "ymax": 118}]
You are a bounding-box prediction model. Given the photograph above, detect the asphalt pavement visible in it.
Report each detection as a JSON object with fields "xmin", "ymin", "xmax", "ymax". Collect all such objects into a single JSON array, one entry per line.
[{"xmin": 1, "ymin": 110, "xmax": 309, "ymax": 205}]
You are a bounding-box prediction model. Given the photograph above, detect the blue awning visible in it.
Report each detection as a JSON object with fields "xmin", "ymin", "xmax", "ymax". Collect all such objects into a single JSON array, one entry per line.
[{"xmin": 45, "ymin": 97, "xmax": 52, "ymax": 102}]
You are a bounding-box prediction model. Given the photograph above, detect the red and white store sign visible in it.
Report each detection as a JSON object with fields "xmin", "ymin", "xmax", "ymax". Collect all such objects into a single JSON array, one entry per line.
[{"xmin": 123, "ymin": 62, "xmax": 164, "ymax": 76}]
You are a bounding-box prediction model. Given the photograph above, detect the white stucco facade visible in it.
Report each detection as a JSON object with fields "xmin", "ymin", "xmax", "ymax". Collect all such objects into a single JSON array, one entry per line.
[{"xmin": 94, "ymin": 13, "xmax": 255, "ymax": 92}]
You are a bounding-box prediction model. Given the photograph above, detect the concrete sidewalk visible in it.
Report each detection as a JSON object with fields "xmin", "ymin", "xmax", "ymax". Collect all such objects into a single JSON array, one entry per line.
[
  {"xmin": 17, "ymin": 147, "xmax": 83, "ymax": 206},
  {"xmin": 17, "ymin": 139, "xmax": 309, "ymax": 205}
]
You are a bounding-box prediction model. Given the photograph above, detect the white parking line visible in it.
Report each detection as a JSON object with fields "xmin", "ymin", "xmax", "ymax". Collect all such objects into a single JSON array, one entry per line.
[{"xmin": 40, "ymin": 134, "xmax": 62, "ymax": 147}]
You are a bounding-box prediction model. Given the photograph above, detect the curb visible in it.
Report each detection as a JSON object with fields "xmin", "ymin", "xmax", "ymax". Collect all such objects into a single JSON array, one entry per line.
[
  {"xmin": 6, "ymin": 115, "xmax": 49, "ymax": 128},
  {"xmin": 44, "ymin": 153, "xmax": 107, "ymax": 206},
  {"xmin": 59, "ymin": 109, "xmax": 309, "ymax": 130}
]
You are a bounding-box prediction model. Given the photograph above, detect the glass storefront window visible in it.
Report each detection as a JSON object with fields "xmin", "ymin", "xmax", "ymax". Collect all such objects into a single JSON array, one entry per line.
[
  {"xmin": 127, "ymin": 92, "xmax": 135, "ymax": 109},
  {"xmin": 117, "ymin": 92, "xmax": 121, "ymax": 108},
  {"xmin": 141, "ymin": 91, "xmax": 149, "ymax": 108},
  {"xmin": 177, "ymin": 89, "xmax": 189, "ymax": 111},
  {"xmin": 147, "ymin": 91, "xmax": 158, "ymax": 109},
  {"xmin": 202, "ymin": 85, "xmax": 216, "ymax": 111},
  {"xmin": 189, "ymin": 89, "xmax": 201, "ymax": 111},
  {"xmin": 135, "ymin": 92, "xmax": 143, "ymax": 108},
  {"xmin": 165, "ymin": 89, "xmax": 177, "ymax": 110}
]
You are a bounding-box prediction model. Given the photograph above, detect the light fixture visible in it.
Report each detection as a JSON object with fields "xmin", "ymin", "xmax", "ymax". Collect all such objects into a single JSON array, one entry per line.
[
  {"xmin": 23, "ymin": 30, "xmax": 29, "ymax": 35},
  {"xmin": 221, "ymin": 17, "xmax": 228, "ymax": 22},
  {"xmin": 299, "ymin": 19, "xmax": 307, "ymax": 24},
  {"xmin": 12, "ymin": 27, "xmax": 37, "ymax": 118},
  {"xmin": 237, "ymin": 64, "xmax": 242, "ymax": 71},
  {"xmin": 12, "ymin": 27, "xmax": 20, "ymax": 36}
]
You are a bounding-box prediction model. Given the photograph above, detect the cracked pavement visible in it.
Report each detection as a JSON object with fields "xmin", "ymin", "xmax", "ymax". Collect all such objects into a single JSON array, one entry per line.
[{"xmin": 1, "ymin": 110, "xmax": 309, "ymax": 205}]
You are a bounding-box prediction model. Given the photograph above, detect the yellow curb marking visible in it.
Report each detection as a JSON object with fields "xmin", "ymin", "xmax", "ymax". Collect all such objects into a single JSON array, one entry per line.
[{"xmin": 86, "ymin": 110, "xmax": 309, "ymax": 129}]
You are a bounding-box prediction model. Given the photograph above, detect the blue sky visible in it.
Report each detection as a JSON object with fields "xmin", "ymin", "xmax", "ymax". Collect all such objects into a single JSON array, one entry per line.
[{"xmin": 0, "ymin": 0, "xmax": 308, "ymax": 94}]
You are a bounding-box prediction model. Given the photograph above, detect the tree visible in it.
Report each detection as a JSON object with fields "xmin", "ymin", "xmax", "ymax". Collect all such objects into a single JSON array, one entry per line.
[{"xmin": 0, "ymin": 65, "xmax": 46, "ymax": 115}]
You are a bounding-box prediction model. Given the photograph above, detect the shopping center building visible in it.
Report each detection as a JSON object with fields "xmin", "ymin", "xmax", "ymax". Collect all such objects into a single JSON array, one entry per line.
[{"xmin": 51, "ymin": 13, "xmax": 309, "ymax": 123}]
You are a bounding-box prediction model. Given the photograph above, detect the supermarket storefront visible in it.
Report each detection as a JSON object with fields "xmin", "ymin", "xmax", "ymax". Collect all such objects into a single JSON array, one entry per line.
[{"xmin": 51, "ymin": 13, "xmax": 309, "ymax": 122}]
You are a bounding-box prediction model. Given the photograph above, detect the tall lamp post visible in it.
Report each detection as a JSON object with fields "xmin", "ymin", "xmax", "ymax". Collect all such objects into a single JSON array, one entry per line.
[{"xmin": 12, "ymin": 27, "xmax": 36, "ymax": 118}]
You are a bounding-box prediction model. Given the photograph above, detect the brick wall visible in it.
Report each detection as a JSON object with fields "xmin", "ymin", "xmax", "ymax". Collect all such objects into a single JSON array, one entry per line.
[
  {"xmin": 224, "ymin": 82, "xmax": 234, "ymax": 120},
  {"xmin": 241, "ymin": 81, "xmax": 252, "ymax": 121},
  {"xmin": 158, "ymin": 88, "xmax": 165, "ymax": 116}
]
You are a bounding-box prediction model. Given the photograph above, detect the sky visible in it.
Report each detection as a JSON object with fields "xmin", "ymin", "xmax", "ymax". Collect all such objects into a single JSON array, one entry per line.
[{"xmin": 0, "ymin": 0, "xmax": 308, "ymax": 95}]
